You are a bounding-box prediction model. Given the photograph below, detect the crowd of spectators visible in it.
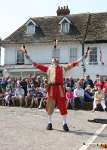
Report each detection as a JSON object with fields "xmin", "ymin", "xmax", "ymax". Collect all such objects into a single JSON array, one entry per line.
[{"xmin": 0, "ymin": 74, "xmax": 107, "ymax": 112}]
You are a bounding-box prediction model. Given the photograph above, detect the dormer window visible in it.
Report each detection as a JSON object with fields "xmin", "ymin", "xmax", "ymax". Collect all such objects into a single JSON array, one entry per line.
[
  {"xmin": 27, "ymin": 23, "xmax": 35, "ymax": 35},
  {"xmin": 59, "ymin": 17, "xmax": 71, "ymax": 33},
  {"xmin": 26, "ymin": 19, "xmax": 36, "ymax": 35},
  {"xmin": 61, "ymin": 22, "xmax": 70, "ymax": 33}
]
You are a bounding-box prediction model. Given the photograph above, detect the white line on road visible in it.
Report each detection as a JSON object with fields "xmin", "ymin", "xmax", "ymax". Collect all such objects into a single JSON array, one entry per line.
[{"xmin": 79, "ymin": 124, "xmax": 107, "ymax": 150}]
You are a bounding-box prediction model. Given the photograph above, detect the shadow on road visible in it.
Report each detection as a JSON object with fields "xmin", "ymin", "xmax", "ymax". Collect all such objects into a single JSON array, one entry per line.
[
  {"xmin": 88, "ymin": 118, "xmax": 107, "ymax": 124},
  {"xmin": 53, "ymin": 128, "xmax": 107, "ymax": 137}
]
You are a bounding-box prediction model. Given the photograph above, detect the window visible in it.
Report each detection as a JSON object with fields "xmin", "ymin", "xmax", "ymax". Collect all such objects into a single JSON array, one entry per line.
[
  {"xmin": 59, "ymin": 17, "xmax": 71, "ymax": 33},
  {"xmin": 89, "ymin": 47, "xmax": 98, "ymax": 64},
  {"xmin": 52, "ymin": 48, "xmax": 60, "ymax": 60},
  {"xmin": 17, "ymin": 50, "xmax": 24, "ymax": 64},
  {"xmin": 70, "ymin": 48, "xmax": 77, "ymax": 62},
  {"xmin": 61, "ymin": 22, "xmax": 70, "ymax": 33},
  {"xmin": 26, "ymin": 22, "xmax": 35, "ymax": 35}
]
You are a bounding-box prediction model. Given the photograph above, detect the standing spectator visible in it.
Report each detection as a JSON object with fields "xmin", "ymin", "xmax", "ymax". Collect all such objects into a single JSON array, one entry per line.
[
  {"xmin": 84, "ymin": 75, "xmax": 94, "ymax": 89},
  {"xmin": 1, "ymin": 77, "xmax": 8, "ymax": 91},
  {"xmin": 94, "ymin": 74, "xmax": 100, "ymax": 84},
  {"xmin": 20, "ymin": 78, "xmax": 27, "ymax": 96},
  {"xmin": 66, "ymin": 87, "xmax": 74, "ymax": 109},
  {"xmin": 95, "ymin": 76, "xmax": 104, "ymax": 89},
  {"xmin": 78, "ymin": 78, "xmax": 85, "ymax": 88}
]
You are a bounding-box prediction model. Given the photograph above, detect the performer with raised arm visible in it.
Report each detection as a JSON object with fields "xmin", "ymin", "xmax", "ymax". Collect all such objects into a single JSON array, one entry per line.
[{"xmin": 20, "ymin": 43, "xmax": 90, "ymax": 132}]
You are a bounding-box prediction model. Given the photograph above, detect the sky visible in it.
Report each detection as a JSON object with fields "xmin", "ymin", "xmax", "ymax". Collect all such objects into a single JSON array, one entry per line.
[{"xmin": 0, "ymin": 0, "xmax": 107, "ymax": 39}]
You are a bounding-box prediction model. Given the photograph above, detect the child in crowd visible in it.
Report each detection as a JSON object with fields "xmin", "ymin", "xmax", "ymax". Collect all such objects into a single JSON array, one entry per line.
[{"xmin": 93, "ymin": 85, "xmax": 107, "ymax": 112}]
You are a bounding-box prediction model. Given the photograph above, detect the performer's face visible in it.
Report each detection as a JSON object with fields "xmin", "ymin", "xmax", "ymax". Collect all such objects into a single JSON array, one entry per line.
[{"xmin": 51, "ymin": 58, "xmax": 59, "ymax": 65}]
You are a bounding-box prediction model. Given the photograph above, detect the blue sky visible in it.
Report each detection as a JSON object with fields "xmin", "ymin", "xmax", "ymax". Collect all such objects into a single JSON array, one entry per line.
[{"xmin": 0, "ymin": 0, "xmax": 107, "ymax": 39}]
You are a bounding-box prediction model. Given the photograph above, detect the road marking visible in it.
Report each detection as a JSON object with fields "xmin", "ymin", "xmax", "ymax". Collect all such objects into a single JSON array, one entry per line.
[{"xmin": 79, "ymin": 124, "xmax": 107, "ymax": 150}]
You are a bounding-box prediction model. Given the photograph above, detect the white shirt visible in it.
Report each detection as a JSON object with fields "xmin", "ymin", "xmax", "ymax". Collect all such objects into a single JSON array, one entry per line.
[
  {"xmin": 73, "ymin": 88, "xmax": 84, "ymax": 97},
  {"xmin": 15, "ymin": 87, "xmax": 24, "ymax": 97}
]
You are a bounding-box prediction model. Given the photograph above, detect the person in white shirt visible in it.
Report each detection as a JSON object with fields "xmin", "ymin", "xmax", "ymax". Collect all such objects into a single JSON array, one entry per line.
[
  {"xmin": 73, "ymin": 82, "xmax": 84, "ymax": 109},
  {"xmin": 12, "ymin": 83, "xmax": 25, "ymax": 106}
]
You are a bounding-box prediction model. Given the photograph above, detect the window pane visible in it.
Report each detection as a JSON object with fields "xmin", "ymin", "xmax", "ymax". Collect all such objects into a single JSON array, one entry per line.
[
  {"xmin": 27, "ymin": 25, "xmax": 35, "ymax": 34},
  {"xmin": 89, "ymin": 47, "xmax": 97, "ymax": 64},
  {"xmin": 70, "ymin": 48, "xmax": 77, "ymax": 62},
  {"xmin": 62, "ymin": 23, "xmax": 69, "ymax": 33},
  {"xmin": 17, "ymin": 50, "xmax": 24, "ymax": 64}
]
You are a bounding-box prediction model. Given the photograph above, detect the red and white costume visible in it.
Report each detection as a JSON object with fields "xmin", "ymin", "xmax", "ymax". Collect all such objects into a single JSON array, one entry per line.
[{"xmin": 33, "ymin": 61, "xmax": 79, "ymax": 115}]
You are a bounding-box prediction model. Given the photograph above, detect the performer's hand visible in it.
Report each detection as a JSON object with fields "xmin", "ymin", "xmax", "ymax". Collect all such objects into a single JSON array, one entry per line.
[{"xmin": 20, "ymin": 45, "xmax": 27, "ymax": 54}]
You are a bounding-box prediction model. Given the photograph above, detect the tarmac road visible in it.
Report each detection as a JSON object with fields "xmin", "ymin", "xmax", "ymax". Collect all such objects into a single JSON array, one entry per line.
[{"xmin": 0, "ymin": 106, "xmax": 107, "ymax": 150}]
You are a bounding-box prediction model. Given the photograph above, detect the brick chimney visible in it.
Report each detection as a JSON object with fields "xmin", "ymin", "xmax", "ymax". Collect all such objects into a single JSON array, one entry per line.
[{"xmin": 56, "ymin": 6, "xmax": 70, "ymax": 16}]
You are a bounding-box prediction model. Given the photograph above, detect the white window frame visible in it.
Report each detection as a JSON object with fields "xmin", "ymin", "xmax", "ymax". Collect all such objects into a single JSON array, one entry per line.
[
  {"xmin": 59, "ymin": 17, "xmax": 71, "ymax": 33},
  {"xmin": 26, "ymin": 19, "xmax": 36, "ymax": 35},
  {"xmin": 69, "ymin": 48, "xmax": 77, "ymax": 62},
  {"xmin": 17, "ymin": 50, "xmax": 24, "ymax": 64},
  {"xmin": 88, "ymin": 47, "xmax": 98, "ymax": 65}
]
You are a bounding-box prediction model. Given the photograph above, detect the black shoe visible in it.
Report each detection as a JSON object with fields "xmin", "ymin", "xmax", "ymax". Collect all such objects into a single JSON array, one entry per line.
[
  {"xmin": 88, "ymin": 119, "xmax": 96, "ymax": 123},
  {"xmin": 104, "ymin": 108, "xmax": 107, "ymax": 112},
  {"xmin": 46, "ymin": 123, "xmax": 53, "ymax": 130},
  {"xmin": 63, "ymin": 124, "xmax": 69, "ymax": 132}
]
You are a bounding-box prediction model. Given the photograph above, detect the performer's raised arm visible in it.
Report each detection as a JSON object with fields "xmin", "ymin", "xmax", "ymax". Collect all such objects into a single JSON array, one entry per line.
[
  {"xmin": 20, "ymin": 45, "xmax": 48, "ymax": 72},
  {"xmin": 64, "ymin": 47, "xmax": 91, "ymax": 71}
]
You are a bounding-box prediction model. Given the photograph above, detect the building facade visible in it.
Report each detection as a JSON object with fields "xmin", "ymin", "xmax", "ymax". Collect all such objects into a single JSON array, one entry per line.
[{"xmin": 0, "ymin": 6, "xmax": 107, "ymax": 79}]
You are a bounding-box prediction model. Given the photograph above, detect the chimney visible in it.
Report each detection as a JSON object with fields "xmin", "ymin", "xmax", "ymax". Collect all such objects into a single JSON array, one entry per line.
[{"xmin": 56, "ymin": 6, "xmax": 70, "ymax": 16}]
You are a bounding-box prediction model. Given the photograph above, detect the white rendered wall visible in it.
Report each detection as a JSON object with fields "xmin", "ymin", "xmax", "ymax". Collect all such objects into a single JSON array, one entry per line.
[
  {"xmin": 2, "ymin": 42, "xmax": 107, "ymax": 80},
  {"xmin": 25, "ymin": 44, "xmax": 52, "ymax": 64},
  {"xmin": 1, "ymin": 47, "xmax": 5, "ymax": 66},
  {"xmin": 83, "ymin": 43, "xmax": 107, "ymax": 80}
]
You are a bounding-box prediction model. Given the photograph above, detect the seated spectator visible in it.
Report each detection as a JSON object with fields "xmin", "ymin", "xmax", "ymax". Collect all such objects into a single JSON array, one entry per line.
[
  {"xmin": 12, "ymin": 83, "xmax": 25, "ymax": 106},
  {"xmin": 25, "ymin": 84, "xmax": 38, "ymax": 107},
  {"xmin": 38, "ymin": 86, "xmax": 47, "ymax": 109},
  {"xmin": 65, "ymin": 87, "xmax": 74, "ymax": 109},
  {"xmin": 84, "ymin": 85, "xmax": 94, "ymax": 102},
  {"xmin": 4, "ymin": 88, "xmax": 12, "ymax": 106},
  {"xmin": 92, "ymin": 85, "xmax": 107, "ymax": 112},
  {"xmin": 73, "ymin": 82, "xmax": 84, "ymax": 109},
  {"xmin": 0, "ymin": 89, "xmax": 5, "ymax": 105},
  {"xmin": 33, "ymin": 87, "xmax": 44, "ymax": 108}
]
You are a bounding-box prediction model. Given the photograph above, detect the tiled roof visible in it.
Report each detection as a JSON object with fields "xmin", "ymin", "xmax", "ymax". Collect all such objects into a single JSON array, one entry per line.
[{"xmin": 2, "ymin": 12, "xmax": 107, "ymax": 44}]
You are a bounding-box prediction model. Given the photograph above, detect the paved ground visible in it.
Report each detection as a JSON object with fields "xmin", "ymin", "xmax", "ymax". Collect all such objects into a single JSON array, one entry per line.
[{"xmin": 0, "ymin": 106, "xmax": 107, "ymax": 150}]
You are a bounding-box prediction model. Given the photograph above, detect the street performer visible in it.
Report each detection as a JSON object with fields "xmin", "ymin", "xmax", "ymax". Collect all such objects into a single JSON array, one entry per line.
[{"xmin": 21, "ymin": 44, "xmax": 90, "ymax": 132}]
